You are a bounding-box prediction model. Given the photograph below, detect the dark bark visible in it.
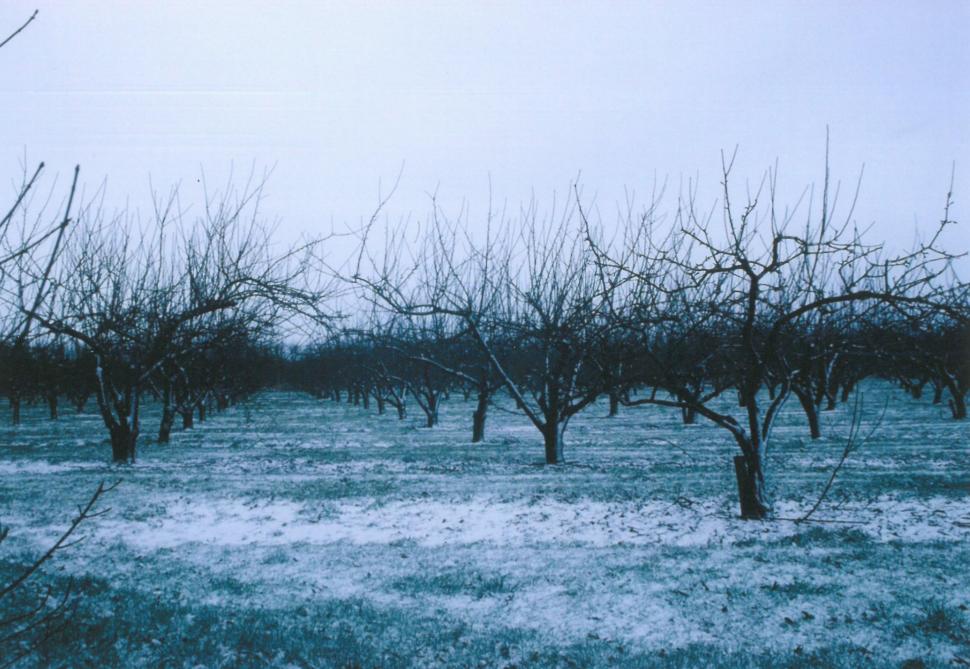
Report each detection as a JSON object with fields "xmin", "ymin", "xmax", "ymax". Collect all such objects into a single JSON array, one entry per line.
[
  {"xmin": 795, "ymin": 388, "xmax": 821, "ymax": 439},
  {"xmin": 681, "ymin": 405, "xmax": 696, "ymax": 424},
  {"xmin": 109, "ymin": 423, "xmax": 138, "ymax": 463},
  {"xmin": 158, "ymin": 382, "xmax": 174, "ymax": 443},
  {"xmin": 542, "ymin": 423, "xmax": 564, "ymax": 465},
  {"xmin": 471, "ymin": 389, "xmax": 489, "ymax": 443},
  {"xmin": 840, "ymin": 379, "xmax": 856, "ymax": 403},
  {"xmin": 424, "ymin": 400, "xmax": 438, "ymax": 427},
  {"xmin": 46, "ymin": 393, "xmax": 58, "ymax": 420},
  {"xmin": 946, "ymin": 378, "xmax": 967, "ymax": 420},
  {"xmin": 734, "ymin": 454, "xmax": 769, "ymax": 519},
  {"xmin": 608, "ymin": 391, "xmax": 619, "ymax": 417},
  {"xmin": 180, "ymin": 409, "xmax": 194, "ymax": 429},
  {"xmin": 158, "ymin": 408, "xmax": 175, "ymax": 443},
  {"xmin": 9, "ymin": 397, "xmax": 20, "ymax": 426},
  {"xmin": 932, "ymin": 380, "xmax": 944, "ymax": 405}
]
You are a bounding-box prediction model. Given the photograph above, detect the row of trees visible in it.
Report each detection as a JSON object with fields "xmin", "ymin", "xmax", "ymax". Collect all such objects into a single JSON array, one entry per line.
[
  {"xmin": 0, "ymin": 7, "xmax": 964, "ymax": 523},
  {"xmin": 2, "ymin": 152, "xmax": 966, "ymax": 518},
  {"xmin": 286, "ymin": 311, "xmax": 968, "ymax": 435},
  {"xmin": 0, "ymin": 174, "xmax": 325, "ymax": 462},
  {"xmin": 345, "ymin": 154, "xmax": 967, "ymax": 518}
]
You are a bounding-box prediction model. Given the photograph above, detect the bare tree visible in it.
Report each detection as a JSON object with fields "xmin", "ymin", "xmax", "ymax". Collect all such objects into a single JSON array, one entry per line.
[
  {"xmin": 589, "ymin": 145, "xmax": 964, "ymax": 518},
  {"xmin": 33, "ymin": 177, "xmax": 324, "ymax": 462},
  {"xmin": 355, "ymin": 191, "xmax": 621, "ymax": 463}
]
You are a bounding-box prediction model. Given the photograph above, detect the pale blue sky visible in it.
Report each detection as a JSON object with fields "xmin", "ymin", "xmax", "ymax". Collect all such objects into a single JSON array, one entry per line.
[{"xmin": 1, "ymin": 1, "xmax": 967, "ymax": 257}]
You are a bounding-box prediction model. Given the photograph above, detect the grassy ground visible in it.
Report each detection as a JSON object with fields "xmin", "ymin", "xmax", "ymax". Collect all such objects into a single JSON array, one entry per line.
[{"xmin": 0, "ymin": 382, "xmax": 968, "ymax": 668}]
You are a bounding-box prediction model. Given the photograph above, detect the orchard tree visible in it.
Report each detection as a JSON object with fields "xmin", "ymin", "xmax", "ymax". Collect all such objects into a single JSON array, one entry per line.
[
  {"xmin": 356, "ymin": 191, "xmax": 623, "ymax": 463},
  {"xmin": 34, "ymin": 178, "xmax": 323, "ymax": 462},
  {"xmin": 589, "ymin": 147, "xmax": 964, "ymax": 518}
]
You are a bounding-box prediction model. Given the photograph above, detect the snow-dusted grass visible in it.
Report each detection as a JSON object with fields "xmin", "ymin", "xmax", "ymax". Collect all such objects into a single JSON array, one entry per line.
[{"xmin": 0, "ymin": 381, "xmax": 968, "ymax": 667}]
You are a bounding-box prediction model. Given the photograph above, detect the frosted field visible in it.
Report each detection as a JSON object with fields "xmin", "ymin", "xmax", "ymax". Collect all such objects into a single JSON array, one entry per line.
[{"xmin": 1, "ymin": 382, "xmax": 968, "ymax": 668}]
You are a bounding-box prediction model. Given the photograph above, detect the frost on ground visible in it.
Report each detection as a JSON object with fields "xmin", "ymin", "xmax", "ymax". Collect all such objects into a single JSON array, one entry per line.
[{"xmin": 1, "ymin": 382, "xmax": 968, "ymax": 668}]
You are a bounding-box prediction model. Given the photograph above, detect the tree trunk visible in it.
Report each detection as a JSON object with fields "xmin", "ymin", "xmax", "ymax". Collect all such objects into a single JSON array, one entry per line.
[
  {"xmin": 46, "ymin": 393, "xmax": 58, "ymax": 420},
  {"xmin": 424, "ymin": 395, "xmax": 439, "ymax": 428},
  {"xmin": 471, "ymin": 390, "xmax": 488, "ymax": 443},
  {"xmin": 542, "ymin": 423, "xmax": 564, "ymax": 465},
  {"xmin": 375, "ymin": 393, "xmax": 385, "ymax": 415},
  {"xmin": 110, "ymin": 424, "xmax": 138, "ymax": 463},
  {"xmin": 840, "ymin": 381, "xmax": 854, "ymax": 403},
  {"xmin": 197, "ymin": 402, "xmax": 206, "ymax": 423},
  {"xmin": 795, "ymin": 389, "xmax": 821, "ymax": 439},
  {"xmin": 158, "ymin": 410, "xmax": 174, "ymax": 443},
  {"xmin": 932, "ymin": 381, "xmax": 944, "ymax": 405},
  {"xmin": 158, "ymin": 383, "xmax": 174, "ymax": 443},
  {"xmin": 9, "ymin": 397, "xmax": 20, "ymax": 426},
  {"xmin": 681, "ymin": 405, "xmax": 696, "ymax": 424},
  {"xmin": 395, "ymin": 403, "xmax": 406, "ymax": 420},
  {"xmin": 946, "ymin": 379, "xmax": 967, "ymax": 420},
  {"xmin": 951, "ymin": 394, "xmax": 967, "ymax": 420},
  {"xmin": 362, "ymin": 389, "xmax": 370, "ymax": 410},
  {"xmin": 908, "ymin": 381, "xmax": 924, "ymax": 400},
  {"xmin": 180, "ymin": 409, "xmax": 194, "ymax": 429},
  {"xmin": 608, "ymin": 391, "xmax": 619, "ymax": 417},
  {"xmin": 73, "ymin": 394, "xmax": 88, "ymax": 413},
  {"xmin": 733, "ymin": 454, "xmax": 770, "ymax": 519}
]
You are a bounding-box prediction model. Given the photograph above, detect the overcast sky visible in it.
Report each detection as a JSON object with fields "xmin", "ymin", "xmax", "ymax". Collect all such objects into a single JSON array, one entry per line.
[{"xmin": 1, "ymin": 1, "xmax": 968, "ymax": 258}]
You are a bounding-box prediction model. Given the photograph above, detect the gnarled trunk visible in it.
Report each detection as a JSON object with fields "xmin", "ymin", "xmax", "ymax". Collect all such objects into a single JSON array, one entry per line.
[{"xmin": 46, "ymin": 393, "xmax": 58, "ymax": 420}]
